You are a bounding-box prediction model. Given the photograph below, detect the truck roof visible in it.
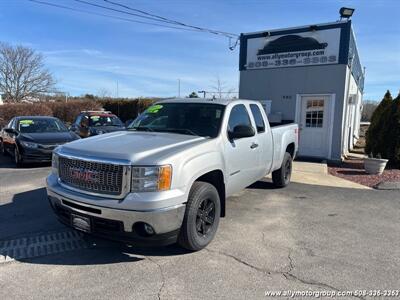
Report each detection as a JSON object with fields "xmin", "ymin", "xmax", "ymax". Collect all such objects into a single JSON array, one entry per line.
[{"xmin": 157, "ymin": 98, "xmax": 261, "ymax": 106}]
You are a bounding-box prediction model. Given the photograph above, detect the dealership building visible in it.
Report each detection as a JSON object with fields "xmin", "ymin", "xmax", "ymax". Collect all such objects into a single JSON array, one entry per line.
[{"xmin": 239, "ymin": 20, "xmax": 364, "ymax": 161}]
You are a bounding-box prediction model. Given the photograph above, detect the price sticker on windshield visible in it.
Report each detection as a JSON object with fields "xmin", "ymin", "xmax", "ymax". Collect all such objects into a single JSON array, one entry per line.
[
  {"xmin": 20, "ymin": 120, "xmax": 34, "ymax": 127},
  {"xmin": 147, "ymin": 104, "xmax": 163, "ymax": 114}
]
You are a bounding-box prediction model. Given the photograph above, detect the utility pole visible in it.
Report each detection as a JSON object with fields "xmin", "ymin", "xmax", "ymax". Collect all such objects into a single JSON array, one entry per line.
[
  {"xmin": 116, "ymin": 81, "xmax": 119, "ymax": 98},
  {"xmin": 178, "ymin": 79, "xmax": 181, "ymax": 98}
]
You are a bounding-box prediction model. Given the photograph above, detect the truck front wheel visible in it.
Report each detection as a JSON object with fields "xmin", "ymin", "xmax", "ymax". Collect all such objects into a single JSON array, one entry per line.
[
  {"xmin": 178, "ymin": 181, "xmax": 220, "ymax": 251},
  {"xmin": 272, "ymin": 152, "xmax": 292, "ymax": 188}
]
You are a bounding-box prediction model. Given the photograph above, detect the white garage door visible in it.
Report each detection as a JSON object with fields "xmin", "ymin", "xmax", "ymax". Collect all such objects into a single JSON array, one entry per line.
[{"xmin": 298, "ymin": 95, "xmax": 332, "ymax": 158}]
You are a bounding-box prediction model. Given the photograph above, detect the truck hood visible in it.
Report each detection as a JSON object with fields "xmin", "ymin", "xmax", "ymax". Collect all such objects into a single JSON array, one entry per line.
[{"xmin": 58, "ymin": 130, "xmax": 208, "ymax": 164}]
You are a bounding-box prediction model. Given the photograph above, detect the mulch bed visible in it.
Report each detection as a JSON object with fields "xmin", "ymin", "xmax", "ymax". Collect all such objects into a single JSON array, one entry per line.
[{"xmin": 328, "ymin": 159, "xmax": 400, "ymax": 188}]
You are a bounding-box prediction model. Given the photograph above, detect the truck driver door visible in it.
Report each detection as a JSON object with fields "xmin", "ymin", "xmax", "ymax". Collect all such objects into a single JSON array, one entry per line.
[{"xmin": 224, "ymin": 104, "xmax": 260, "ymax": 196}]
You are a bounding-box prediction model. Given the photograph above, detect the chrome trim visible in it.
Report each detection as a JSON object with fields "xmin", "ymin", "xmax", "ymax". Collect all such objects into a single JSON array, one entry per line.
[
  {"xmin": 56, "ymin": 151, "xmax": 132, "ymax": 199},
  {"xmin": 48, "ymin": 190, "xmax": 186, "ymax": 233},
  {"xmin": 55, "ymin": 148, "xmax": 132, "ymax": 166}
]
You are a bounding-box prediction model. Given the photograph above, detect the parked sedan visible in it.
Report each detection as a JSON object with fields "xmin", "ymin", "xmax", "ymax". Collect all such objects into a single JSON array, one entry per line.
[{"xmin": 0, "ymin": 116, "xmax": 80, "ymax": 167}]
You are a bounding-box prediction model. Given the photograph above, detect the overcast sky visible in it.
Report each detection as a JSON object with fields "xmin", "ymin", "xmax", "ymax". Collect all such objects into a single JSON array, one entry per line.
[{"xmin": 0, "ymin": 0, "xmax": 399, "ymax": 100}]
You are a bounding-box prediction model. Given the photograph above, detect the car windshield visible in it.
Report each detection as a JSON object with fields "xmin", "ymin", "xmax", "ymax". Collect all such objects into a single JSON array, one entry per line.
[
  {"xmin": 18, "ymin": 118, "xmax": 68, "ymax": 133},
  {"xmin": 128, "ymin": 102, "xmax": 225, "ymax": 138},
  {"xmin": 89, "ymin": 115, "xmax": 123, "ymax": 127}
]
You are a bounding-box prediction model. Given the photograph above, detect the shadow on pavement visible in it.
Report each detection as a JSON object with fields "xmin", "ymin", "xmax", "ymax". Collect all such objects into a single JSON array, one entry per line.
[
  {"xmin": 1, "ymin": 186, "xmax": 191, "ymax": 266},
  {"xmin": 0, "ymin": 153, "xmax": 50, "ymax": 169},
  {"xmin": 247, "ymin": 179, "xmax": 276, "ymax": 190},
  {"xmin": 21, "ymin": 240, "xmax": 191, "ymax": 266},
  {"xmin": 0, "ymin": 187, "xmax": 64, "ymax": 239},
  {"xmin": 22, "ymin": 247, "xmax": 146, "ymax": 265}
]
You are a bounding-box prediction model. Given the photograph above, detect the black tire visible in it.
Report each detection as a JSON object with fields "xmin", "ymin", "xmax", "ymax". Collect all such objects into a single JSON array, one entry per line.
[
  {"xmin": 272, "ymin": 152, "xmax": 292, "ymax": 188},
  {"xmin": 178, "ymin": 181, "xmax": 221, "ymax": 251},
  {"xmin": 14, "ymin": 146, "xmax": 23, "ymax": 167},
  {"xmin": 0, "ymin": 139, "xmax": 7, "ymax": 156}
]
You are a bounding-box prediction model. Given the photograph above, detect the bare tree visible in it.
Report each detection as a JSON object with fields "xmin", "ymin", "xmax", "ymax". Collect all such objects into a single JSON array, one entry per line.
[
  {"xmin": 210, "ymin": 75, "xmax": 236, "ymax": 99},
  {"xmin": 361, "ymin": 100, "xmax": 378, "ymax": 122},
  {"xmin": 97, "ymin": 88, "xmax": 111, "ymax": 99},
  {"xmin": 0, "ymin": 43, "xmax": 55, "ymax": 102}
]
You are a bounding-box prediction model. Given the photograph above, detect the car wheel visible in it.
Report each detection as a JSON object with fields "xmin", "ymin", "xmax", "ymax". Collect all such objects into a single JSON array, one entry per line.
[
  {"xmin": 14, "ymin": 146, "xmax": 23, "ymax": 167},
  {"xmin": 178, "ymin": 181, "xmax": 220, "ymax": 251},
  {"xmin": 272, "ymin": 152, "xmax": 292, "ymax": 188},
  {"xmin": 0, "ymin": 139, "xmax": 7, "ymax": 156}
]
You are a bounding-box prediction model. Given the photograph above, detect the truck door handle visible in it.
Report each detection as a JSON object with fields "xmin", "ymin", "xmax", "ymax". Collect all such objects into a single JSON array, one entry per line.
[{"xmin": 250, "ymin": 143, "xmax": 259, "ymax": 149}]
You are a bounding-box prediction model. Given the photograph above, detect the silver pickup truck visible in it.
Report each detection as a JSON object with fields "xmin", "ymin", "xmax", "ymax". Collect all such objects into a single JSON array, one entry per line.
[{"xmin": 47, "ymin": 99, "xmax": 298, "ymax": 250}]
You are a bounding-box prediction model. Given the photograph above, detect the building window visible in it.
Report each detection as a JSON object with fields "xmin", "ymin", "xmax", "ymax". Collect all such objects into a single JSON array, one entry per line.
[{"xmin": 305, "ymin": 100, "xmax": 324, "ymax": 128}]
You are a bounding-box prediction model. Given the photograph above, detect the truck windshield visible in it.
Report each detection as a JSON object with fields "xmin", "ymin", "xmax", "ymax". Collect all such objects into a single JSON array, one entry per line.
[{"xmin": 128, "ymin": 103, "xmax": 225, "ymax": 138}]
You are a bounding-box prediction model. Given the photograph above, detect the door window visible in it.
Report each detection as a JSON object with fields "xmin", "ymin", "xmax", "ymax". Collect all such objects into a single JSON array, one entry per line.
[
  {"xmin": 305, "ymin": 99, "xmax": 324, "ymax": 128},
  {"xmin": 250, "ymin": 104, "xmax": 265, "ymax": 133},
  {"xmin": 227, "ymin": 104, "xmax": 252, "ymax": 133}
]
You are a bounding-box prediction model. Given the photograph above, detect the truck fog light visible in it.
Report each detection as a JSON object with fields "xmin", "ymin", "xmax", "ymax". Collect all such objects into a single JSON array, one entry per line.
[
  {"xmin": 133, "ymin": 222, "xmax": 155, "ymax": 237},
  {"xmin": 144, "ymin": 223, "xmax": 155, "ymax": 235}
]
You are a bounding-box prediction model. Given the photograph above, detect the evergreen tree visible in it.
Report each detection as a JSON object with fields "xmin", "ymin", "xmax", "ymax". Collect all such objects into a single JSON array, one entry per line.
[
  {"xmin": 188, "ymin": 92, "xmax": 199, "ymax": 98},
  {"xmin": 388, "ymin": 92, "xmax": 400, "ymax": 166},
  {"xmin": 365, "ymin": 90, "xmax": 392, "ymax": 157}
]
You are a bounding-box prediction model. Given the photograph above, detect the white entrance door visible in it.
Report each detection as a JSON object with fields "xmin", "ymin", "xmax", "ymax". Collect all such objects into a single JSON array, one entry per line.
[{"xmin": 298, "ymin": 96, "xmax": 331, "ymax": 158}]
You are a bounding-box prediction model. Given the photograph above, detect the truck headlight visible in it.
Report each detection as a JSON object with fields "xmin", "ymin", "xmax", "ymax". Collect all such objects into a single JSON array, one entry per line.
[
  {"xmin": 20, "ymin": 141, "xmax": 39, "ymax": 149},
  {"xmin": 131, "ymin": 165, "xmax": 172, "ymax": 192},
  {"xmin": 51, "ymin": 153, "xmax": 59, "ymax": 176}
]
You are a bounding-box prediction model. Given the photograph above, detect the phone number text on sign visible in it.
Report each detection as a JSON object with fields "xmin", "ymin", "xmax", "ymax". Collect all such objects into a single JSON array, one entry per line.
[{"xmin": 247, "ymin": 55, "xmax": 337, "ymax": 69}]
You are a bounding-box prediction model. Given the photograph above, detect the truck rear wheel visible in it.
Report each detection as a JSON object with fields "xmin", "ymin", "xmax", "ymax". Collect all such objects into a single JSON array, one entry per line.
[
  {"xmin": 178, "ymin": 181, "xmax": 220, "ymax": 251},
  {"xmin": 272, "ymin": 152, "xmax": 292, "ymax": 188}
]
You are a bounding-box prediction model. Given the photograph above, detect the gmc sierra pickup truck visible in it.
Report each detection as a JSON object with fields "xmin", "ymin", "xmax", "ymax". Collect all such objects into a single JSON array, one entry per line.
[{"xmin": 46, "ymin": 99, "xmax": 298, "ymax": 251}]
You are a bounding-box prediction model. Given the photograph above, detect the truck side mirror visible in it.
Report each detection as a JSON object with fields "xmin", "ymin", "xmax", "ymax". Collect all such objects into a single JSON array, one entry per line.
[{"xmin": 228, "ymin": 125, "xmax": 255, "ymax": 140}]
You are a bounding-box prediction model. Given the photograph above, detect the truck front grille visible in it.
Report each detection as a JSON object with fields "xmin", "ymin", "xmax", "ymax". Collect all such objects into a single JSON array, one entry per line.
[{"xmin": 58, "ymin": 156, "xmax": 125, "ymax": 196}]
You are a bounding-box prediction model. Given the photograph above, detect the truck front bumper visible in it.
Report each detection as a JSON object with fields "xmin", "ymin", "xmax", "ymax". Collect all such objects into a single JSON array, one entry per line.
[{"xmin": 46, "ymin": 175, "xmax": 186, "ymax": 246}]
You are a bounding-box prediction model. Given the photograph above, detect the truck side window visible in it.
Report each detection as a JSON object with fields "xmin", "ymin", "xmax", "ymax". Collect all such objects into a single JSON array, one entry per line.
[
  {"xmin": 228, "ymin": 104, "xmax": 252, "ymax": 133},
  {"xmin": 250, "ymin": 104, "xmax": 266, "ymax": 133}
]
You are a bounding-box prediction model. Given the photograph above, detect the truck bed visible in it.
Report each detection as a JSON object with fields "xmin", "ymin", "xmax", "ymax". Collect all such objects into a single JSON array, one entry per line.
[{"xmin": 270, "ymin": 123, "xmax": 298, "ymax": 171}]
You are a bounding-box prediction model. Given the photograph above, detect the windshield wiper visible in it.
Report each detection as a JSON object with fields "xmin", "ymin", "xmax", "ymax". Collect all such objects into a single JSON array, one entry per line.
[{"xmin": 159, "ymin": 128, "xmax": 200, "ymax": 136}]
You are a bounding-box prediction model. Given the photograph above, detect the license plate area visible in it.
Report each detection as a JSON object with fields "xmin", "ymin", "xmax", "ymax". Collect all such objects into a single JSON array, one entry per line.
[{"xmin": 71, "ymin": 214, "xmax": 91, "ymax": 233}]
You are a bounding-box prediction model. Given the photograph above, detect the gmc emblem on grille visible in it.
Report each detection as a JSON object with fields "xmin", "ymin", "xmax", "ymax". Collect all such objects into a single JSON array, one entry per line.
[{"xmin": 70, "ymin": 168, "xmax": 99, "ymax": 183}]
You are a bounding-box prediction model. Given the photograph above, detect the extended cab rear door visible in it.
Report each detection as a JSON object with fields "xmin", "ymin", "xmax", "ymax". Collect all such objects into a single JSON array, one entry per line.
[
  {"xmin": 224, "ymin": 104, "xmax": 260, "ymax": 195},
  {"xmin": 249, "ymin": 103, "xmax": 273, "ymax": 177}
]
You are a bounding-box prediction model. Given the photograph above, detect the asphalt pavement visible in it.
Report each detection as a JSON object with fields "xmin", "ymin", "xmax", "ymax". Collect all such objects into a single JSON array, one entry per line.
[{"xmin": 0, "ymin": 153, "xmax": 399, "ymax": 299}]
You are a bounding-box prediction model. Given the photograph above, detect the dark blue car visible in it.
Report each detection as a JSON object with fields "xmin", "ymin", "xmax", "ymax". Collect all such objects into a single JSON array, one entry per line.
[{"xmin": 0, "ymin": 116, "xmax": 80, "ymax": 167}]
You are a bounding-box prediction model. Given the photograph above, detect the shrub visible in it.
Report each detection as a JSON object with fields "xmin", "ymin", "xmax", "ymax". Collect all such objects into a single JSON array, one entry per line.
[
  {"xmin": 99, "ymin": 99, "xmax": 155, "ymax": 122},
  {"xmin": 366, "ymin": 90, "xmax": 400, "ymax": 167},
  {"xmin": 0, "ymin": 103, "xmax": 53, "ymax": 127},
  {"xmin": 365, "ymin": 90, "xmax": 393, "ymax": 158},
  {"xmin": 0, "ymin": 99, "xmax": 155, "ymax": 128},
  {"xmin": 386, "ymin": 93, "xmax": 400, "ymax": 166},
  {"xmin": 0, "ymin": 101, "xmax": 101, "ymax": 127},
  {"xmin": 47, "ymin": 101, "xmax": 102, "ymax": 124}
]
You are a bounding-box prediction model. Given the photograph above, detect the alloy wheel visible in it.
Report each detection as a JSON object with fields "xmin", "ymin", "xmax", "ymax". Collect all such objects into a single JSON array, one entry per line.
[
  {"xmin": 196, "ymin": 198, "xmax": 216, "ymax": 236},
  {"xmin": 284, "ymin": 159, "xmax": 292, "ymax": 181}
]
